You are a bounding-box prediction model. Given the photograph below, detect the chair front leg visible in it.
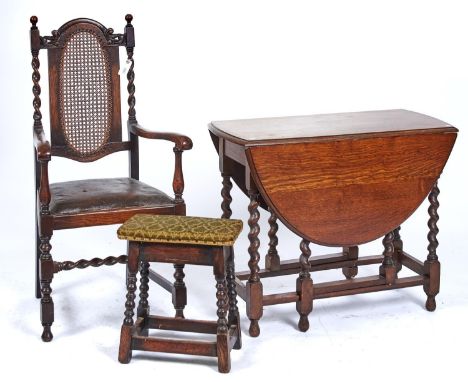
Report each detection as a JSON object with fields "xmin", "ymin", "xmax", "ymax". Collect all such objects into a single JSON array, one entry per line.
[
  {"xmin": 119, "ymin": 242, "xmax": 139, "ymax": 364},
  {"xmin": 35, "ymin": 154, "xmax": 41, "ymax": 299},
  {"xmin": 39, "ymin": 234, "xmax": 54, "ymax": 342},
  {"xmin": 38, "ymin": 159, "xmax": 54, "ymax": 342},
  {"xmin": 35, "ymin": 210, "xmax": 41, "ymax": 298},
  {"xmin": 172, "ymin": 148, "xmax": 185, "ymax": 203}
]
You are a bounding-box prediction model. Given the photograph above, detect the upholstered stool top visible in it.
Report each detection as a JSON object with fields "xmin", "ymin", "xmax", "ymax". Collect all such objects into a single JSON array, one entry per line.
[{"xmin": 117, "ymin": 214, "xmax": 243, "ymax": 246}]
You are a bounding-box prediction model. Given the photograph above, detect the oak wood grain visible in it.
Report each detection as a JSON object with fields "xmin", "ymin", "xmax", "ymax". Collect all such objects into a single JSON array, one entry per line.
[{"xmin": 247, "ymin": 132, "xmax": 456, "ymax": 246}]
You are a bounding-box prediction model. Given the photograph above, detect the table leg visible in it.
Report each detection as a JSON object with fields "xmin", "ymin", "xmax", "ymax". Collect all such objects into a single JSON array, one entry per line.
[
  {"xmin": 221, "ymin": 173, "xmax": 233, "ymax": 219},
  {"xmin": 246, "ymin": 189, "xmax": 263, "ymax": 337},
  {"xmin": 379, "ymin": 231, "xmax": 397, "ymax": 285},
  {"xmin": 265, "ymin": 208, "xmax": 280, "ymax": 271},
  {"xmin": 393, "ymin": 226, "xmax": 403, "ymax": 273},
  {"xmin": 424, "ymin": 182, "xmax": 440, "ymax": 311},
  {"xmin": 342, "ymin": 246, "xmax": 358, "ymax": 279},
  {"xmin": 296, "ymin": 239, "xmax": 313, "ymax": 332}
]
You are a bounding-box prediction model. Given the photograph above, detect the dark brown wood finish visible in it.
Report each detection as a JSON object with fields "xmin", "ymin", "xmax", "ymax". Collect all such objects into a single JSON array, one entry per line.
[
  {"xmin": 173, "ymin": 264, "xmax": 187, "ymax": 318},
  {"xmin": 209, "ymin": 109, "xmax": 457, "ymax": 335},
  {"xmin": 221, "ymin": 174, "xmax": 233, "ymax": 219},
  {"xmin": 379, "ymin": 231, "xmax": 397, "ymax": 285},
  {"xmin": 265, "ymin": 208, "xmax": 280, "ymax": 271},
  {"xmin": 246, "ymin": 187, "xmax": 263, "ymax": 337},
  {"xmin": 392, "ymin": 226, "xmax": 403, "ymax": 273},
  {"xmin": 226, "ymin": 247, "xmax": 242, "ymax": 349},
  {"xmin": 118, "ymin": 240, "xmax": 242, "ymax": 373},
  {"xmin": 424, "ymin": 182, "xmax": 441, "ymax": 311},
  {"xmin": 137, "ymin": 261, "xmax": 150, "ymax": 318},
  {"xmin": 31, "ymin": 15, "xmax": 192, "ymax": 341},
  {"xmin": 235, "ymin": 252, "xmax": 384, "ymax": 281},
  {"xmin": 296, "ymin": 239, "xmax": 313, "ymax": 332},
  {"xmin": 342, "ymin": 246, "xmax": 359, "ymax": 279}
]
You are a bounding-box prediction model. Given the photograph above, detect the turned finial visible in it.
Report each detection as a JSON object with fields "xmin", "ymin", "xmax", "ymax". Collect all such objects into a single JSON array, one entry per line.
[
  {"xmin": 30, "ymin": 15, "xmax": 38, "ymax": 27},
  {"xmin": 125, "ymin": 14, "xmax": 133, "ymax": 25}
]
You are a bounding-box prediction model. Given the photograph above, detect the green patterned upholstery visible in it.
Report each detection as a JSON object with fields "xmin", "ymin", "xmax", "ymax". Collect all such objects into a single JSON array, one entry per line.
[{"xmin": 117, "ymin": 214, "xmax": 243, "ymax": 246}]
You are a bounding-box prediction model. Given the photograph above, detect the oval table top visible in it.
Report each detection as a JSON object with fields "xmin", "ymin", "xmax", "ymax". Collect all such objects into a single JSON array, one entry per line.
[
  {"xmin": 209, "ymin": 109, "xmax": 457, "ymax": 246},
  {"xmin": 210, "ymin": 109, "xmax": 454, "ymax": 144}
]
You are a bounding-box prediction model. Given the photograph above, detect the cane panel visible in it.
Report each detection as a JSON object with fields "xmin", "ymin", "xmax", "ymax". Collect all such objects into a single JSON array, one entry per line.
[
  {"xmin": 59, "ymin": 29, "xmax": 112, "ymax": 155},
  {"xmin": 47, "ymin": 21, "xmax": 122, "ymax": 161}
]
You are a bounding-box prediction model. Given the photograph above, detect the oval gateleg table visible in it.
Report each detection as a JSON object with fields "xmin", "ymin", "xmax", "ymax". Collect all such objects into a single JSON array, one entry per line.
[{"xmin": 208, "ymin": 109, "xmax": 457, "ymax": 336}]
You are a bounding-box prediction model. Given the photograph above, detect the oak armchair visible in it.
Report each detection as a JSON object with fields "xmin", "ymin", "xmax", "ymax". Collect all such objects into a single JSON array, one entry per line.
[{"xmin": 31, "ymin": 14, "xmax": 192, "ymax": 342}]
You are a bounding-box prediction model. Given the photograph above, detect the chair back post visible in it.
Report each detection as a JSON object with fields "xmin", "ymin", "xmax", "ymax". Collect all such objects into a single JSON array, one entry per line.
[
  {"xmin": 30, "ymin": 16, "xmax": 51, "ymax": 215},
  {"xmin": 30, "ymin": 16, "xmax": 42, "ymax": 132},
  {"xmin": 125, "ymin": 14, "xmax": 139, "ymax": 179},
  {"xmin": 31, "ymin": 16, "xmax": 42, "ymax": 195}
]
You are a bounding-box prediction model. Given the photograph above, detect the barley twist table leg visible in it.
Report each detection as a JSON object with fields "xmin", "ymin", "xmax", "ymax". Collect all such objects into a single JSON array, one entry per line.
[
  {"xmin": 246, "ymin": 189, "xmax": 263, "ymax": 337},
  {"xmin": 424, "ymin": 182, "xmax": 440, "ymax": 311}
]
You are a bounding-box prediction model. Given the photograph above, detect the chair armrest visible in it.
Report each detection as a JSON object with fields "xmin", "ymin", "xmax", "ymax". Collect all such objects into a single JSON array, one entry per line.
[
  {"xmin": 128, "ymin": 122, "xmax": 193, "ymax": 151},
  {"xmin": 33, "ymin": 128, "xmax": 51, "ymax": 161},
  {"xmin": 33, "ymin": 128, "xmax": 52, "ymax": 213},
  {"xmin": 128, "ymin": 121, "xmax": 191, "ymax": 204}
]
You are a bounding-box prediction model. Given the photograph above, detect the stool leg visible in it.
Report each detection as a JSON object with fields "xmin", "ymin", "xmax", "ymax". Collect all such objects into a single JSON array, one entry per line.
[
  {"xmin": 137, "ymin": 261, "xmax": 150, "ymax": 319},
  {"xmin": 172, "ymin": 264, "xmax": 187, "ymax": 318},
  {"xmin": 226, "ymin": 246, "xmax": 241, "ymax": 350},
  {"xmin": 137, "ymin": 260, "xmax": 150, "ymax": 336},
  {"xmin": 119, "ymin": 243, "xmax": 139, "ymax": 364},
  {"xmin": 214, "ymin": 255, "xmax": 230, "ymax": 373}
]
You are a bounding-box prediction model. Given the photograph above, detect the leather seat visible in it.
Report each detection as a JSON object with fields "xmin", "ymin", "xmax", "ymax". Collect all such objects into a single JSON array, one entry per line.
[{"xmin": 50, "ymin": 178, "xmax": 175, "ymax": 216}]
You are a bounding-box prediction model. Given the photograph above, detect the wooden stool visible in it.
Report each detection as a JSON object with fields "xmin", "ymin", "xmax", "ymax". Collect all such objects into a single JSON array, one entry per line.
[{"xmin": 116, "ymin": 214, "xmax": 243, "ymax": 373}]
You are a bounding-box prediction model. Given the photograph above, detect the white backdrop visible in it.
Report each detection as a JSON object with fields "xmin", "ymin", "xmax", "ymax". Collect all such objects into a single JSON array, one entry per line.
[{"xmin": 1, "ymin": 0, "xmax": 467, "ymax": 380}]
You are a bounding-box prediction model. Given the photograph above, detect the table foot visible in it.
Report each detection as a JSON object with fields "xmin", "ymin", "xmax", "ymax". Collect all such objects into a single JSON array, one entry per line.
[
  {"xmin": 41, "ymin": 324, "xmax": 53, "ymax": 342},
  {"xmin": 342, "ymin": 246, "xmax": 358, "ymax": 279},
  {"xmin": 342, "ymin": 267, "xmax": 358, "ymax": 279},
  {"xmin": 425, "ymin": 296, "xmax": 436, "ymax": 312},
  {"xmin": 249, "ymin": 320, "xmax": 260, "ymax": 337},
  {"xmin": 298, "ymin": 315, "xmax": 309, "ymax": 332}
]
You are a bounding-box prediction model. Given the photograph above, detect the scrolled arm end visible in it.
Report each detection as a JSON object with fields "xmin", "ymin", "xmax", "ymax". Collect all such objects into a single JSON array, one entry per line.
[
  {"xmin": 128, "ymin": 121, "xmax": 193, "ymax": 151},
  {"xmin": 174, "ymin": 135, "xmax": 193, "ymax": 151},
  {"xmin": 33, "ymin": 128, "xmax": 51, "ymax": 161}
]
